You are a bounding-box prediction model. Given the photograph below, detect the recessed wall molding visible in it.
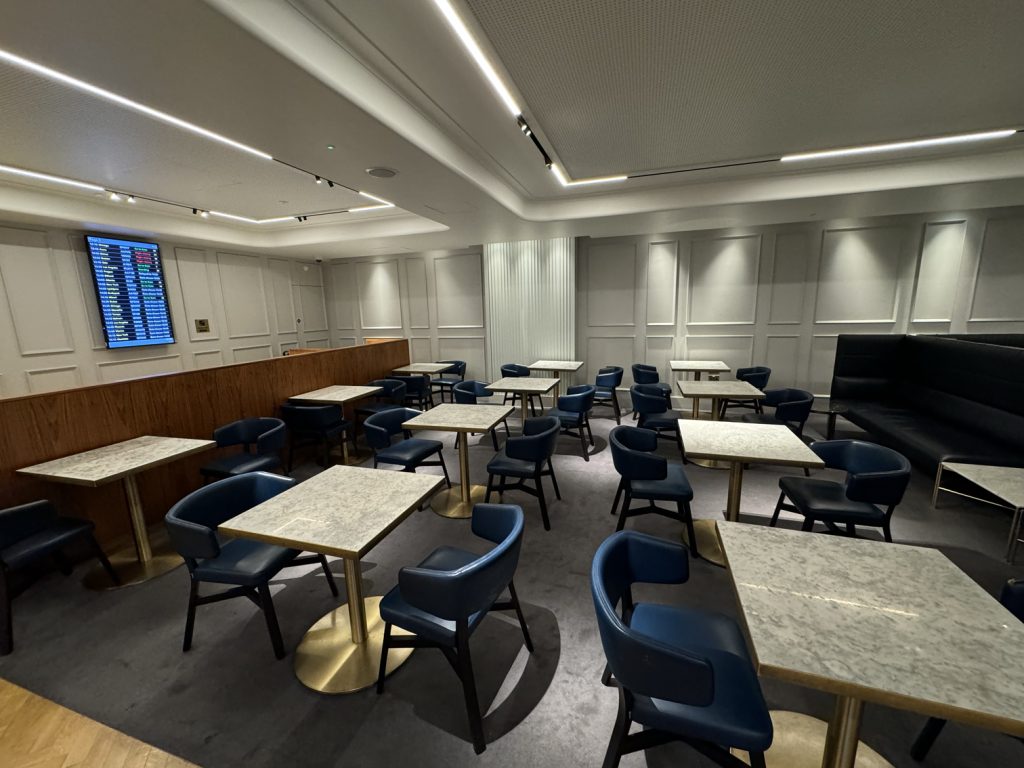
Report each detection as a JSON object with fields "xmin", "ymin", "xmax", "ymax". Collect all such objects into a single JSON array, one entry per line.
[
  {"xmin": 688, "ymin": 234, "xmax": 760, "ymax": 325},
  {"xmin": 218, "ymin": 252, "xmax": 272, "ymax": 339},
  {"xmin": 406, "ymin": 258, "xmax": 430, "ymax": 329},
  {"xmin": 646, "ymin": 241, "xmax": 678, "ymax": 326},
  {"xmin": 96, "ymin": 353, "xmax": 182, "ymax": 383},
  {"xmin": 814, "ymin": 226, "xmax": 903, "ymax": 324},
  {"xmin": 968, "ymin": 216, "xmax": 1024, "ymax": 322},
  {"xmin": 434, "ymin": 252, "xmax": 484, "ymax": 329},
  {"xmin": 24, "ymin": 364, "xmax": 80, "ymax": 393}
]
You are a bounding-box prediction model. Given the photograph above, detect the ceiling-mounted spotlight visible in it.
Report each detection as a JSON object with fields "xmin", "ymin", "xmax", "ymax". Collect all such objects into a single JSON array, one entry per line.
[
  {"xmin": 200, "ymin": 210, "xmax": 209, "ymax": 218},
  {"xmin": 109, "ymin": 191, "xmax": 122, "ymax": 201},
  {"xmin": 127, "ymin": 195, "xmax": 136, "ymax": 203},
  {"xmin": 327, "ymin": 180, "xmax": 334, "ymax": 188},
  {"xmin": 192, "ymin": 208, "xmax": 198, "ymax": 215},
  {"xmin": 315, "ymin": 175, "xmax": 322, "ymax": 184}
]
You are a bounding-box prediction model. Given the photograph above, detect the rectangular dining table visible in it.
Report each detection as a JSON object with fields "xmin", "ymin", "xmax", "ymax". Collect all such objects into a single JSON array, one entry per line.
[
  {"xmin": 932, "ymin": 461, "xmax": 1024, "ymax": 563},
  {"xmin": 486, "ymin": 377, "xmax": 559, "ymax": 426},
  {"xmin": 219, "ymin": 464, "xmax": 443, "ymax": 694},
  {"xmin": 287, "ymin": 384, "xmax": 383, "ymax": 463},
  {"xmin": 670, "ymin": 360, "xmax": 730, "ymax": 417},
  {"xmin": 719, "ymin": 521, "xmax": 1024, "ymax": 768},
  {"xmin": 17, "ymin": 435, "xmax": 215, "ymax": 587}
]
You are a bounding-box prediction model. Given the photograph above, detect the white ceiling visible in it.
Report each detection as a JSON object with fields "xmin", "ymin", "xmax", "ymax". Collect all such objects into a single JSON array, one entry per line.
[{"xmin": 0, "ymin": 0, "xmax": 1021, "ymax": 258}]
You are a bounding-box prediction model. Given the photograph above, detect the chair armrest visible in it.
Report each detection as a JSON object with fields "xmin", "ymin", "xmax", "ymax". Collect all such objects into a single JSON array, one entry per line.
[
  {"xmin": 556, "ymin": 390, "xmax": 589, "ymax": 412},
  {"xmin": 257, "ymin": 422, "xmax": 286, "ymax": 454},
  {"xmin": 506, "ymin": 431, "xmax": 548, "ymax": 461},
  {"xmin": 0, "ymin": 500, "xmax": 59, "ymax": 547},
  {"xmin": 165, "ymin": 516, "xmax": 220, "ymax": 560}
]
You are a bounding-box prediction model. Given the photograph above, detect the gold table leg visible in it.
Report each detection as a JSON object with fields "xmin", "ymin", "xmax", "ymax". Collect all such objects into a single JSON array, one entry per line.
[
  {"xmin": 733, "ymin": 710, "xmax": 891, "ymax": 768},
  {"xmin": 295, "ymin": 558, "xmax": 413, "ymax": 694},
  {"xmin": 520, "ymin": 395, "xmax": 529, "ymax": 428},
  {"xmin": 433, "ymin": 429, "xmax": 485, "ymax": 519},
  {"xmin": 689, "ymin": 396, "xmax": 728, "ymax": 470},
  {"xmin": 683, "ymin": 461, "xmax": 741, "ymax": 568},
  {"xmin": 83, "ymin": 474, "xmax": 182, "ymax": 589}
]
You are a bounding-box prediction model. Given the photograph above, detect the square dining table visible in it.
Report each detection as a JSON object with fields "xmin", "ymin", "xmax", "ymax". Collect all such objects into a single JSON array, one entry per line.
[
  {"xmin": 486, "ymin": 377, "xmax": 560, "ymax": 426},
  {"xmin": 670, "ymin": 360, "xmax": 730, "ymax": 418},
  {"xmin": 719, "ymin": 522, "xmax": 1024, "ymax": 768},
  {"xmin": 287, "ymin": 384, "xmax": 383, "ymax": 463},
  {"xmin": 677, "ymin": 420, "xmax": 823, "ymax": 566},
  {"xmin": 219, "ymin": 465, "xmax": 443, "ymax": 694},
  {"xmin": 17, "ymin": 435, "xmax": 215, "ymax": 587},
  {"xmin": 932, "ymin": 461, "xmax": 1024, "ymax": 563},
  {"xmin": 527, "ymin": 360, "xmax": 583, "ymax": 401}
]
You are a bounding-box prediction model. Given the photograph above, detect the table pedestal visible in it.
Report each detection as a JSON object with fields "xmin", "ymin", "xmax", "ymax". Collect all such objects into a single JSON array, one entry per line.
[
  {"xmin": 433, "ymin": 430, "xmax": 483, "ymax": 519},
  {"xmin": 83, "ymin": 474, "xmax": 182, "ymax": 589},
  {"xmin": 688, "ymin": 396, "xmax": 729, "ymax": 470},
  {"xmin": 295, "ymin": 559, "xmax": 413, "ymax": 694},
  {"xmin": 683, "ymin": 461, "xmax": 742, "ymax": 568},
  {"xmin": 732, "ymin": 710, "xmax": 891, "ymax": 768}
]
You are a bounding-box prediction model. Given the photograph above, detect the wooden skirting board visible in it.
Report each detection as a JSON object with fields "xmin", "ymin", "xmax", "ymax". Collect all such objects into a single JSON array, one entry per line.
[
  {"xmin": 0, "ymin": 678, "xmax": 198, "ymax": 768},
  {"xmin": 0, "ymin": 340, "xmax": 411, "ymax": 546}
]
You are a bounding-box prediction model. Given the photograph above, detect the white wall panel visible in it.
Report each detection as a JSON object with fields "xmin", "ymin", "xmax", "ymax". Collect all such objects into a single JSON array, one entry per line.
[
  {"xmin": 689, "ymin": 235, "xmax": 760, "ymax": 325},
  {"xmin": 587, "ymin": 242, "xmax": 635, "ymax": 326},
  {"xmin": 335, "ymin": 336, "xmax": 357, "ymax": 348},
  {"xmin": 69, "ymin": 237, "xmax": 107, "ymax": 350},
  {"xmin": 298, "ymin": 285, "xmax": 328, "ymax": 333},
  {"xmin": 0, "ymin": 227, "xmax": 74, "ymax": 355},
  {"xmin": 438, "ymin": 336, "xmax": 486, "ymax": 380},
  {"xmin": 329, "ymin": 262, "xmax": 357, "ymax": 330},
  {"xmin": 913, "ymin": 221, "xmax": 966, "ymax": 322},
  {"xmin": 291, "ymin": 261, "xmax": 322, "ymax": 287},
  {"xmin": 646, "ymin": 241, "xmax": 678, "ymax": 326},
  {"xmin": 267, "ymin": 258, "xmax": 297, "ymax": 335},
  {"xmin": 304, "ymin": 338, "xmax": 329, "ymax": 349},
  {"xmin": 684, "ymin": 335, "xmax": 754, "ymax": 378},
  {"xmin": 357, "ymin": 260, "xmax": 403, "ymax": 329},
  {"xmin": 409, "ymin": 336, "xmax": 432, "ymax": 362},
  {"xmin": 25, "ymin": 365, "xmax": 81, "ymax": 393},
  {"xmin": 217, "ymin": 252, "xmax": 271, "ymax": 338},
  {"xmin": 970, "ymin": 216, "xmax": 1024, "ymax": 321},
  {"xmin": 815, "ymin": 227, "xmax": 903, "ymax": 323},
  {"xmin": 585, "ymin": 336, "xmax": 635, "ymax": 383},
  {"xmin": 193, "ymin": 349, "xmax": 224, "ymax": 369},
  {"xmin": 96, "ymin": 354, "xmax": 182, "ymax": 383},
  {"xmin": 808, "ymin": 335, "xmax": 839, "ymax": 395},
  {"xmin": 233, "ymin": 344, "xmax": 273, "ymax": 363},
  {"xmin": 644, "ymin": 335, "xmax": 674, "ymax": 383},
  {"xmin": 405, "ymin": 258, "xmax": 430, "ymax": 329},
  {"xmin": 764, "ymin": 335, "xmax": 801, "ymax": 387},
  {"xmin": 176, "ymin": 248, "xmax": 222, "ymax": 341},
  {"xmin": 769, "ymin": 232, "xmax": 811, "ymax": 324},
  {"xmin": 434, "ymin": 253, "xmax": 484, "ymax": 328}
]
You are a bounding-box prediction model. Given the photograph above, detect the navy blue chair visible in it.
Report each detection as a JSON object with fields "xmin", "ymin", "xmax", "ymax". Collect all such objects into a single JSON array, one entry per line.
[
  {"xmin": 630, "ymin": 364, "xmax": 672, "ymax": 418},
  {"xmin": 630, "ymin": 384, "xmax": 685, "ymax": 453},
  {"xmin": 165, "ymin": 472, "xmax": 338, "ymax": 659},
  {"xmin": 500, "ymin": 363, "xmax": 543, "ymax": 416},
  {"xmin": 592, "ymin": 531, "xmax": 772, "ymax": 768},
  {"xmin": 0, "ymin": 500, "xmax": 118, "ymax": 655},
  {"xmin": 485, "ymin": 416, "xmax": 561, "ymax": 530},
  {"xmin": 392, "ymin": 374, "xmax": 434, "ymax": 410},
  {"xmin": 609, "ymin": 426, "xmax": 698, "ymax": 554},
  {"xmin": 430, "ymin": 360, "xmax": 466, "ymax": 403},
  {"xmin": 356, "ymin": 379, "xmax": 407, "ymax": 419},
  {"xmin": 547, "ymin": 384, "xmax": 596, "ymax": 460},
  {"xmin": 453, "ymin": 380, "xmax": 509, "ymax": 450},
  {"xmin": 199, "ymin": 417, "xmax": 285, "ymax": 481},
  {"xmin": 364, "ymin": 407, "xmax": 451, "ymax": 486},
  {"xmin": 771, "ymin": 439, "xmax": 911, "ymax": 542},
  {"xmin": 720, "ymin": 366, "xmax": 771, "ymax": 418},
  {"xmin": 280, "ymin": 403, "xmax": 354, "ymax": 472},
  {"xmin": 594, "ymin": 365, "xmax": 624, "ymax": 424},
  {"xmin": 376, "ymin": 503, "xmax": 533, "ymax": 754},
  {"xmin": 740, "ymin": 388, "xmax": 814, "ymax": 439},
  {"xmin": 911, "ymin": 577, "xmax": 1024, "ymax": 760}
]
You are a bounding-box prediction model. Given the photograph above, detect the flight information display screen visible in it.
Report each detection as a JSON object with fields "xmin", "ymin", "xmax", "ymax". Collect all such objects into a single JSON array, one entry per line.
[{"xmin": 85, "ymin": 235, "xmax": 175, "ymax": 349}]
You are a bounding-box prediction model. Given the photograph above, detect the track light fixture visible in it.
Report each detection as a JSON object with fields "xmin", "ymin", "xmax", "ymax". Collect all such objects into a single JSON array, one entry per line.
[
  {"xmin": 127, "ymin": 195, "xmax": 136, "ymax": 203},
  {"xmin": 192, "ymin": 208, "xmax": 198, "ymax": 215},
  {"xmin": 200, "ymin": 210, "xmax": 209, "ymax": 218},
  {"xmin": 109, "ymin": 191, "xmax": 122, "ymax": 201},
  {"xmin": 315, "ymin": 175, "xmax": 322, "ymax": 184}
]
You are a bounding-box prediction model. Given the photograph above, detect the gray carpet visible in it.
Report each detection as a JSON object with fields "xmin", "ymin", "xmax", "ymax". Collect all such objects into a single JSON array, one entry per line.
[{"xmin": 1, "ymin": 411, "xmax": 1022, "ymax": 768}]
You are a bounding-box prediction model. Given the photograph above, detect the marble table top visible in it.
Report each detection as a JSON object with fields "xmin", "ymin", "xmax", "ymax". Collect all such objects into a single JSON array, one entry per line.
[
  {"xmin": 392, "ymin": 363, "xmax": 454, "ymax": 374},
  {"xmin": 678, "ymin": 421, "xmax": 824, "ymax": 467},
  {"xmin": 719, "ymin": 522, "xmax": 1024, "ymax": 736},
  {"xmin": 486, "ymin": 377, "xmax": 560, "ymax": 394},
  {"xmin": 944, "ymin": 462, "xmax": 1024, "ymax": 509},
  {"xmin": 670, "ymin": 360, "xmax": 730, "ymax": 372},
  {"xmin": 17, "ymin": 436, "xmax": 215, "ymax": 487},
  {"xmin": 528, "ymin": 360, "xmax": 583, "ymax": 372},
  {"xmin": 403, "ymin": 403, "xmax": 512, "ymax": 433},
  {"xmin": 219, "ymin": 465, "xmax": 443, "ymax": 559},
  {"xmin": 288, "ymin": 384, "xmax": 382, "ymax": 405},
  {"xmin": 677, "ymin": 379, "xmax": 764, "ymax": 399}
]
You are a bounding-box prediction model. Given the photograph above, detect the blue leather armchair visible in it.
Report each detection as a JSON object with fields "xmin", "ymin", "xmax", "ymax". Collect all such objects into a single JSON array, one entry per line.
[
  {"xmin": 740, "ymin": 387, "xmax": 814, "ymax": 439},
  {"xmin": 609, "ymin": 426, "xmax": 698, "ymax": 554},
  {"xmin": 364, "ymin": 407, "xmax": 451, "ymax": 486},
  {"xmin": 377, "ymin": 503, "xmax": 533, "ymax": 754},
  {"xmin": 199, "ymin": 417, "xmax": 285, "ymax": 481},
  {"xmin": 547, "ymin": 384, "xmax": 596, "ymax": 460},
  {"xmin": 485, "ymin": 416, "xmax": 561, "ymax": 530},
  {"xmin": 453, "ymin": 379, "xmax": 509, "ymax": 450},
  {"xmin": 0, "ymin": 500, "xmax": 118, "ymax": 655},
  {"xmin": 720, "ymin": 366, "xmax": 771, "ymax": 418},
  {"xmin": 771, "ymin": 439, "xmax": 911, "ymax": 541},
  {"xmin": 630, "ymin": 364, "xmax": 672, "ymax": 417},
  {"xmin": 500, "ymin": 363, "xmax": 543, "ymax": 416},
  {"xmin": 430, "ymin": 360, "xmax": 466, "ymax": 403},
  {"xmin": 392, "ymin": 374, "xmax": 434, "ymax": 410},
  {"xmin": 629, "ymin": 384, "xmax": 685, "ymax": 453},
  {"xmin": 356, "ymin": 379, "xmax": 407, "ymax": 418},
  {"xmin": 593, "ymin": 365, "xmax": 624, "ymax": 424},
  {"xmin": 280, "ymin": 403, "xmax": 354, "ymax": 472},
  {"xmin": 591, "ymin": 531, "xmax": 772, "ymax": 768},
  {"xmin": 165, "ymin": 472, "xmax": 338, "ymax": 659}
]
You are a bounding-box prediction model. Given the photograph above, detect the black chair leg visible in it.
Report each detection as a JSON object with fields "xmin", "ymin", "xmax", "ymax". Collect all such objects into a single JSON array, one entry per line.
[
  {"xmin": 547, "ymin": 459, "xmax": 562, "ymax": 500},
  {"xmin": 748, "ymin": 752, "xmax": 767, "ymax": 768},
  {"xmin": 801, "ymin": 516, "xmax": 816, "ymax": 532},
  {"xmin": 883, "ymin": 521, "xmax": 893, "ymax": 543},
  {"xmin": 438, "ymin": 451, "xmax": 452, "ymax": 488},
  {"xmin": 911, "ymin": 717, "xmax": 946, "ymax": 761},
  {"xmin": 490, "ymin": 428, "xmax": 499, "ymax": 451},
  {"xmin": 257, "ymin": 583, "xmax": 286, "ymax": 660},
  {"xmin": 615, "ymin": 491, "xmax": 632, "ymax": 532},
  {"xmin": 456, "ymin": 627, "xmax": 486, "ymax": 754},
  {"xmin": 89, "ymin": 535, "xmax": 120, "ymax": 586},
  {"xmin": 376, "ymin": 622, "xmax": 393, "ymax": 694},
  {"xmin": 602, "ymin": 685, "xmax": 632, "ymax": 768},
  {"xmin": 769, "ymin": 491, "xmax": 786, "ymax": 526},
  {"xmin": 611, "ymin": 479, "xmax": 624, "ymax": 516},
  {"xmin": 317, "ymin": 554, "xmax": 338, "ymax": 596},
  {"xmin": 0, "ymin": 568, "xmax": 13, "ymax": 656},
  {"xmin": 680, "ymin": 501, "xmax": 699, "ymax": 559},
  {"xmin": 586, "ymin": 417, "xmax": 594, "ymax": 446},
  {"xmin": 535, "ymin": 472, "xmax": 551, "ymax": 531},
  {"xmin": 508, "ymin": 580, "xmax": 533, "ymax": 652},
  {"xmin": 182, "ymin": 579, "xmax": 199, "ymax": 652},
  {"xmin": 52, "ymin": 551, "xmax": 74, "ymax": 576},
  {"xmin": 579, "ymin": 427, "xmax": 589, "ymax": 461}
]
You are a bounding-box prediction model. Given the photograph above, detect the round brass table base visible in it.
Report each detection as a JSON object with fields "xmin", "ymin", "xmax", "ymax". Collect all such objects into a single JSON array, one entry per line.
[
  {"xmin": 688, "ymin": 457, "xmax": 729, "ymax": 470},
  {"xmin": 82, "ymin": 543, "xmax": 182, "ymax": 590},
  {"xmin": 432, "ymin": 484, "xmax": 488, "ymax": 519},
  {"xmin": 295, "ymin": 596, "xmax": 413, "ymax": 694},
  {"xmin": 733, "ymin": 711, "xmax": 893, "ymax": 768},
  {"xmin": 682, "ymin": 519, "xmax": 726, "ymax": 567}
]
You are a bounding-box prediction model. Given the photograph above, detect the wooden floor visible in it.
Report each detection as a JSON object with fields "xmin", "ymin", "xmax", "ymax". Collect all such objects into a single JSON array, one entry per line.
[{"xmin": 0, "ymin": 679, "xmax": 197, "ymax": 768}]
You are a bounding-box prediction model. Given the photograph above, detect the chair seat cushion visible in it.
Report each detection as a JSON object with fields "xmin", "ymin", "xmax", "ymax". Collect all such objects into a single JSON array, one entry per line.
[
  {"xmin": 486, "ymin": 451, "xmax": 537, "ymax": 477},
  {"xmin": 546, "ymin": 407, "xmax": 584, "ymax": 426},
  {"xmin": 639, "ymin": 413, "xmax": 683, "ymax": 431},
  {"xmin": 200, "ymin": 453, "xmax": 280, "ymax": 479},
  {"xmin": 380, "ymin": 545, "xmax": 487, "ymax": 646},
  {"xmin": 1, "ymin": 516, "xmax": 94, "ymax": 570},
  {"xmin": 779, "ymin": 477, "xmax": 885, "ymax": 524},
  {"xmin": 628, "ymin": 603, "xmax": 773, "ymax": 752},
  {"xmin": 193, "ymin": 539, "xmax": 299, "ymax": 586},
  {"xmin": 291, "ymin": 419, "xmax": 351, "ymax": 441},
  {"xmin": 630, "ymin": 463, "xmax": 694, "ymax": 502},
  {"xmin": 376, "ymin": 438, "xmax": 442, "ymax": 467},
  {"xmin": 594, "ymin": 387, "xmax": 616, "ymax": 399}
]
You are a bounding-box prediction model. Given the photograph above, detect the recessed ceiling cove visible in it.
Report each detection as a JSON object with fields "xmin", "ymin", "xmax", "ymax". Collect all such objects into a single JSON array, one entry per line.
[{"xmin": 463, "ymin": 0, "xmax": 1024, "ymax": 178}]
